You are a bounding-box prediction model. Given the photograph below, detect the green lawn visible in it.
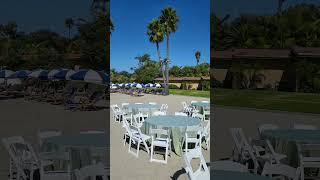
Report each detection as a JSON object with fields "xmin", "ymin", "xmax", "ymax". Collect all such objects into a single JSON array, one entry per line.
[
  {"xmin": 169, "ymin": 89, "xmax": 210, "ymax": 98},
  {"xmin": 213, "ymin": 88, "xmax": 320, "ymax": 114}
]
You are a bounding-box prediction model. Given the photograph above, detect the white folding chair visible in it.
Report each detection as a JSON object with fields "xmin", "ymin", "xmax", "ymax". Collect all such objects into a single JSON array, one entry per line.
[
  {"xmin": 262, "ymin": 162, "xmax": 301, "ymax": 180},
  {"xmin": 121, "ymin": 102, "xmax": 130, "ymax": 113},
  {"xmin": 2, "ymin": 136, "xmax": 71, "ymax": 180},
  {"xmin": 135, "ymin": 102, "xmax": 143, "ymax": 105},
  {"xmin": 160, "ymin": 104, "xmax": 168, "ymax": 114},
  {"xmin": 183, "ymin": 148, "xmax": 210, "ymax": 180},
  {"xmin": 229, "ymin": 128, "xmax": 259, "ymax": 174},
  {"xmin": 149, "ymin": 102, "xmax": 157, "ymax": 105},
  {"xmin": 192, "ymin": 112, "xmax": 204, "ymax": 121},
  {"xmin": 133, "ymin": 112, "xmax": 148, "ymax": 128},
  {"xmin": 149, "ymin": 128, "xmax": 170, "ymax": 164},
  {"xmin": 211, "ymin": 161, "xmax": 248, "ymax": 172},
  {"xmin": 74, "ymin": 162, "xmax": 107, "ymax": 180},
  {"xmin": 38, "ymin": 130, "xmax": 62, "ymax": 147},
  {"xmin": 297, "ymin": 143, "xmax": 320, "ymax": 180},
  {"xmin": 203, "ymin": 109, "xmax": 210, "ymax": 121},
  {"xmin": 111, "ymin": 104, "xmax": 122, "ymax": 122},
  {"xmin": 184, "ymin": 126, "xmax": 202, "ymax": 152},
  {"xmin": 175, "ymin": 112, "xmax": 188, "ymax": 116},
  {"xmin": 250, "ymin": 139, "xmax": 287, "ymax": 165},
  {"xmin": 201, "ymin": 121, "xmax": 210, "ymax": 150},
  {"xmin": 122, "ymin": 121, "xmax": 150, "ymax": 157},
  {"xmin": 293, "ymin": 123, "xmax": 317, "ymax": 130}
]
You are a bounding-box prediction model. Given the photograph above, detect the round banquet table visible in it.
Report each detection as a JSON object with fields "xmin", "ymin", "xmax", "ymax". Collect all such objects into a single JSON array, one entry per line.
[
  {"xmin": 145, "ymin": 115, "xmax": 201, "ymax": 156},
  {"xmin": 127, "ymin": 103, "xmax": 160, "ymax": 115},
  {"xmin": 41, "ymin": 133, "xmax": 108, "ymax": 169},
  {"xmin": 212, "ymin": 170, "xmax": 270, "ymax": 180},
  {"xmin": 262, "ymin": 129, "xmax": 320, "ymax": 167}
]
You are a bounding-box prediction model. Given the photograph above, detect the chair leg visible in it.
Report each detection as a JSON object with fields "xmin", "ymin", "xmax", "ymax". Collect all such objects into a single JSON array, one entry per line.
[
  {"xmin": 150, "ymin": 142, "xmax": 154, "ymax": 162},
  {"xmin": 136, "ymin": 140, "xmax": 141, "ymax": 158},
  {"xmin": 143, "ymin": 140, "xmax": 150, "ymax": 154},
  {"xmin": 165, "ymin": 144, "xmax": 168, "ymax": 164}
]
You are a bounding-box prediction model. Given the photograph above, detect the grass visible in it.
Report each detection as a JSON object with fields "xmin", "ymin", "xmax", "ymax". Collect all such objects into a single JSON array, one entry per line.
[
  {"xmin": 213, "ymin": 88, "xmax": 320, "ymax": 114},
  {"xmin": 169, "ymin": 89, "xmax": 210, "ymax": 98}
]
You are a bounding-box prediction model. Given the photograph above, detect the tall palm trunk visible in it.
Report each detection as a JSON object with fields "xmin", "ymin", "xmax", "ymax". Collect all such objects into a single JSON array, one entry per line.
[
  {"xmin": 156, "ymin": 42, "xmax": 166, "ymax": 85},
  {"xmin": 165, "ymin": 33, "xmax": 170, "ymax": 95}
]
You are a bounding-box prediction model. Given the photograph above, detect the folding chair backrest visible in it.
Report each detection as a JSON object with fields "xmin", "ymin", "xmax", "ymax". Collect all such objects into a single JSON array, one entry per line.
[
  {"xmin": 74, "ymin": 163, "xmax": 106, "ymax": 180},
  {"xmin": 2, "ymin": 136, "xmax": 39, "ymax": 179},
  {"xmin": 149, "ymin": 102, "xmax": 156, "ymax": 105},
  {"xmin": 183, "ymin": 148, "xmax": 210, "ymax": 179},
  {"xmin": 192, "ymin": 112, "xmax": 204, "ymax": 120},
  {"xmin": 122, "ymin": 120, "xmax": 133, "ymax": 137},
  {"xmin": 160, "ymin": 104, "xmax": 168, "ymax": 112},
  {"xmin": 111, "ymin": 104, "xmax": 120, "ymax": 113},
  {"xmin": 262, "ymin": 162, "xmax": 301, "ymax": 180}
]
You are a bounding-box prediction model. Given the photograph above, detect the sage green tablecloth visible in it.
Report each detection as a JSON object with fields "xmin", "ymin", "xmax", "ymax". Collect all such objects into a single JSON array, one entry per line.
[
  {"xmin": 262, "ymin": 129, "xmax": 320, "ymax": 167},
  {"xmin": 212, "ymin": 170, "xmax": 270, "ymax": 180},
  {"xmin": 41, "ymin": 134, "xmax": 108, "ymax": 169},
  {"xmin": 145, "ymin": 115, "xmax": 201, "ymax": 156}
]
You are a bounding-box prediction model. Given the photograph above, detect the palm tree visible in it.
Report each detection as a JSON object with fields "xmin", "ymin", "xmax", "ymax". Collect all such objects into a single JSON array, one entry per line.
[
  {"xmin": 195, "ymin": 51, "xmax": 201, "ymax": 65},
  {"xmin": 64, "ymin": 18, "xmax": 74, "ymax": 39},
  {"xmin": 160, "ymin": 7, "xmax": 179, "ymax": 95},
  {"xmin": 147, "ymin": 18, "xmax": 165, "ymax": 84}
]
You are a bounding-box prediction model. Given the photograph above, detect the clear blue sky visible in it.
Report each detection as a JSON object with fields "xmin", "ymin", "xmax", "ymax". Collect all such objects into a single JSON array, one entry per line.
[
  {"xmin": 111, "ymin": 0, "xmax": 210, "ymax": 72},
  {"xmin": 0, "ymin": 0, "xmax": 91, "ymax": 37},
  {"xmin": 213, "ymin": 0, "xmax": 320, "ymax": 19}
]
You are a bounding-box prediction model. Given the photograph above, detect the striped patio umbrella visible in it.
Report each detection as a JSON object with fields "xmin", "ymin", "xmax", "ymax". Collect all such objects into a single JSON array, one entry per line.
[
  {"xmin": 29, "ymin": 69, "xmax": 49, "ymax": 80},
  {"xmin": 132, "ymin": 83, "xmax": 143, "ymax": 88},
  {"xmin": 155, "ymin": 83, "xmax": 162, "ymax": 88},
  {"xmin": 0, "ymin": 70, "xmax": 14, "ymax": 78},
  {"xmin": 10, "ymin": 70, "xmax": 30, "ymax": 78},
  {"xmin": 48, "ymin": 69, "xmax": 65, "ymax": 79},
  {"xmin": 69, "ymin": 69, "xmax": 108, "ymax": 84},
  {"xmin": 53, "ymin": 69, "xmax": 76, "ymax": 80}
]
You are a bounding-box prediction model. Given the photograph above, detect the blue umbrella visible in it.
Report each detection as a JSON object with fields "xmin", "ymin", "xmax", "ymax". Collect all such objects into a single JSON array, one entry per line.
[
  {"xmin": 11, "ymin": 70, "xmax": 30, "ymax": 78},
  {"xmin": 70, "ymin": 69, "xmax": 108, "ymax": 83},
  {"xmin": 0, "ymin": 70, "xmax": 14, "ymax": 78},
  {"xmin": 29, "ymin": 69, "xmax": 49, "ymax": 80},
  {"xmin": 53, "ymin": 69, "xmax": 76, "ymax": 80}
]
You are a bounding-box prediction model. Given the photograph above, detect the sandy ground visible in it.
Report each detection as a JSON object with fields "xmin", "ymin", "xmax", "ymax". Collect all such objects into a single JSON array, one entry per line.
[
  {"xmin": 110, "ymin": 93, "xmax": 210, "ymax": 180},
  {"xmin": 212, "ymin": 106, "xmax": 320, "ymax": 160},
  {"xmin": 0, "ymin": 97, "xmax": 109, "ymax": 180}
]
